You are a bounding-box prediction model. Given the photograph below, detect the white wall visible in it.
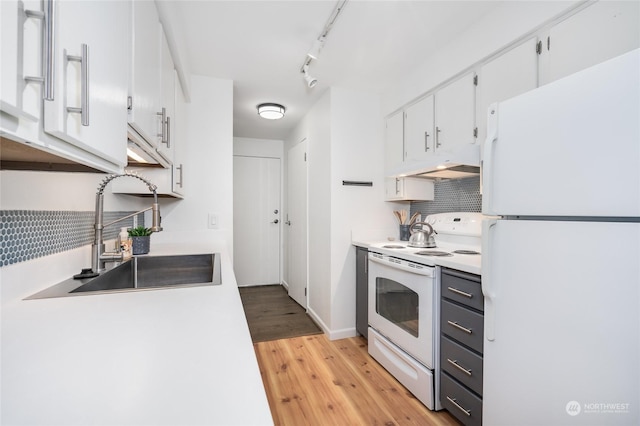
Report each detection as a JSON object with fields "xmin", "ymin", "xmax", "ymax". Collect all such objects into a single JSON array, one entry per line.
[
  {"xmin": 233, "ymin": 137, "xmax": 283, "ymax": 158},
  {"xmin": 329, "ymin": 87, "xmax": 399, "ymax": 338},
  {"xmin": 157, "ymin": 75, "xmax": 234, "ymax": 254}
]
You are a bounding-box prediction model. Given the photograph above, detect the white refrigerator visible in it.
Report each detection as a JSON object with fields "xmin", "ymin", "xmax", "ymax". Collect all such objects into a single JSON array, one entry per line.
[{"xmin": 481, "ymin": 48, "xmax": 639, "ymax": 425}]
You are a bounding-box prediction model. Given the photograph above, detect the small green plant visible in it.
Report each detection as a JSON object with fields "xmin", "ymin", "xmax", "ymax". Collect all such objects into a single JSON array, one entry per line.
[{"xmin": 127, "ymin": 226, "xmax": 153, "ymax": 237}]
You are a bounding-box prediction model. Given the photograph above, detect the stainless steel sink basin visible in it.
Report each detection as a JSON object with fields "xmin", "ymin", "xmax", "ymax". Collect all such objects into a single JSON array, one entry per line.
[{"xmin": 26, "ymin": 253, "xmax": 221, "ymax": 299}]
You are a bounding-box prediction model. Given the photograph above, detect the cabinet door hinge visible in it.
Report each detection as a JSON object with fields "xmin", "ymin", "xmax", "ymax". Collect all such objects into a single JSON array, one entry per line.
[
  {"xmin": 127, "ymin": 96, "xmax": 133, "ymax": 112},
  {"xmin": 304, "ymin": 152, "xmax": 307, "ymax": 162},
  {"xmin": 473, "ymin": 127, "xmax": 478, "ymax": 138},
  {"xmin": 304, "ymin": 288, "xmax": 307, "ymax": 296},
  {"xmin": 536, "ymin": 40, "xmax": 542, "ymax": 55},
  {"xmin": 473, "ymin": 75, "xmax": 478, "ymax": 86},
  {"xmin": 547, "ymin": 36, "xmax": 551, "ymax": 51}
]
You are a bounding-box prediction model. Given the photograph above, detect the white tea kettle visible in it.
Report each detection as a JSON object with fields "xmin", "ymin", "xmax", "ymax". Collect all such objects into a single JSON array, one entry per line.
[{"xmin": 408, "ymin": 221, "xmax": 436, "ymax": 248}]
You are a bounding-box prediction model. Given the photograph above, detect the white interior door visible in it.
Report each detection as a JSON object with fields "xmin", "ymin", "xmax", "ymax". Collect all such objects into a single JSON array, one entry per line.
[
  {"xmin": 233, "ymin": 155, "xmax": 281, "ymax": 286},
  {"xmin": 287, "ymin": 140, "xmax": 308, "ymax": 308}
]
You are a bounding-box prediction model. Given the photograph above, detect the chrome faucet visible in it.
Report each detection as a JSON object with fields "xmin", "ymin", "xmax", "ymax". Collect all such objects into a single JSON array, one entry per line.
[{"xmin": 91, "ymin": 172, "xmax": 162, "ymax": 273}]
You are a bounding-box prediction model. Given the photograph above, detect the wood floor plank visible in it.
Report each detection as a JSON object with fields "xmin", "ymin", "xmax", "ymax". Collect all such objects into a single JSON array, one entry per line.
[
  {"xmin": 239, "ymin": 285, "xmax": 322, "ymax": 343},
  {"xmin": 254, "ymin": 334, "xmax": 460, "ymax": 426}
]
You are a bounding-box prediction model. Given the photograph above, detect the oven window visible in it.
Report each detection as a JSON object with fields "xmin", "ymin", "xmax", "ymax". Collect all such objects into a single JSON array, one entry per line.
[{"xmin": 375, "ymin": 277, "xmax": 419, "ymax": 337}]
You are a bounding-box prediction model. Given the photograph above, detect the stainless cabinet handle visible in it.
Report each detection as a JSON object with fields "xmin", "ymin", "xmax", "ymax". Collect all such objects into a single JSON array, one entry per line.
[
  {"xmin": 395, "ymin": 178, "xmax": 400, "ymax": 195},
  {"xmin": 424, "ymin": 131, "xmax": 430, "ymax": 151},
  {"xmin": 66, "ymin": 43, "xmax": 89, "ymax": 126},
  {"xmin": 24, "ymin": 1, "xmax": 55, "ymax": 100},
  {"xmin": 446, "ymin": 396, "xmax": 471, "ymax": 417},
  {"xmin": 165, "ymin": 116, "xmax": 171, "ymax": 148},
  {"xmin": 176, "ymin": 164, "xmax": 183, "ymax": 188},
  {"xmin": 157, "ymin": 107, "xmax": 167, "ymax": 143},
  {"xmin": 447, "ymin": 286, "xmax": 473, "ymax": 298},
  {"xmin": 436, "ymin": 126, "xmax": 442, "ymax": 147},
  {"xmin": 447, "ymin": 358, "xmax": 472, "ymax": 376},
  {"xmin": 447, "ymin": 320, "xmax": 472, "ymax": 334},
  {"xmin": 44, "ymin": 0, "xmax": 55, "ymax": 100}
]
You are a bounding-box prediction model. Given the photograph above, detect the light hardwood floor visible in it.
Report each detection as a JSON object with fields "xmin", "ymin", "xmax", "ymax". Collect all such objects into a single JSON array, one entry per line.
[{"xmin": 254, "ymin": 334, "xmax": 459, "ymax": 426}]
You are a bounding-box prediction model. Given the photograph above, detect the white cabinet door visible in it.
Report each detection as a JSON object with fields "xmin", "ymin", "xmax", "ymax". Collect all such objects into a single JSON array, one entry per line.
[
  {"xmin": 43, "ymin": 0, "xmax": 128, "ymax": 168},
  {"xmin": 128, "ymin": 0, "xmax": 161, "ymax": 149},
  {"xmin": 156, "ymin": 28, "xmax": 175, "ymax": 162},
  {"xmin": 476, "ymin": 37, "xmax": 539, "ymax": 146},
  {"xmin": 543, "ymin": 1, "xmax": 640, "ymax": 84},
  {"xmin": 385, "ymin": 177, "xmax": 434, "ymax": 201},
  {"xmin": 1, "ymin": 0, "xmax": 46, "ymax": 122},
  {"xmin": 434, "ymin": 72, "xmax": 476, "ymax": 154},
  {"xmin": 384, "ymin": 110, "xmax": 404, "ymax": 173},
  {"xmin": 404, "ymin": 95, "xmax": 435, "ymax": 162}
]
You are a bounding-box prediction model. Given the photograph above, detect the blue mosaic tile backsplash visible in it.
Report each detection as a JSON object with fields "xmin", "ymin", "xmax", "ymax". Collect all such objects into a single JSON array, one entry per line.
[
  {"xmin": 0, "ymin": 210, "xmax": 144, "ymax": 267},
  {"xmin": 410, "ymin": 176, "xmax": 482, "ymax": 217}
]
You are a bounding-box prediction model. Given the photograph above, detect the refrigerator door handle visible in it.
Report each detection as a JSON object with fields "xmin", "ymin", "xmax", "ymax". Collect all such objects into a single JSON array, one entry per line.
[
  {"xmin": 482, "ymin": 218, "xmax": 498, "ymax": 341},
  {"xmin": 482, "ymin": 103, "xmax": 498, "ymax": 215}
]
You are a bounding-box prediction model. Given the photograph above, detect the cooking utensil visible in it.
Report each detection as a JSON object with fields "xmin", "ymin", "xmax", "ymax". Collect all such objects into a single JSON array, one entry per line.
[{"xmin": 408, "ymin": 221, "xmax": 436, "ymax": 248}]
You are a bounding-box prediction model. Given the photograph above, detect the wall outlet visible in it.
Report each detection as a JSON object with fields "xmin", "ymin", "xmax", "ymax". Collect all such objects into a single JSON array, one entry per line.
[{"xmin": 207, "ymin": 213, "xmax": 218, "ymax": 229}]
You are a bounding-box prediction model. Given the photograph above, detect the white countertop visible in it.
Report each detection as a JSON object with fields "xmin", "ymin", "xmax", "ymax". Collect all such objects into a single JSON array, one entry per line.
[{"xmin": 1, "ymin": 233, "xmax": 273, "ymax": 425}]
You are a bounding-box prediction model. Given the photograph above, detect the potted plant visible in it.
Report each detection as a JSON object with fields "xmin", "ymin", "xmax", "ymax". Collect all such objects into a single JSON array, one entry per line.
[{"xmin": 128, "ymin": 226, "xmax": 153, "ymax": 255}]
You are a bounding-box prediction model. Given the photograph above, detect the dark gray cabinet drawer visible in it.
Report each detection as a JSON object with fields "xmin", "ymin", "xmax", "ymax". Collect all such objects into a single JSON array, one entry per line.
[
  {"xmin": 441, "ymin": 335, "xmax": 483, "ymax": 396},
  {"xmin": 441, "ymin": 299, "xmax": 484, "ymax": 354},
  {"xmin": 441, "ymin": 269, "xmax": 483, "ymax": 312},
  {"xmin": 441, "ymin": 372, "xmax": 483, "ymax": 426}
]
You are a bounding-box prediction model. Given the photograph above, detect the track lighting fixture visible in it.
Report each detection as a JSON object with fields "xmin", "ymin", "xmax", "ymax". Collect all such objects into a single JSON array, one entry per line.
[
  {"xmin": 302, "ymin": 65, "xmax": 318, "ymax": 88},
  {"xmin": 299, "ymin": 0, "xmax": 349, "ymax": 89},
  {"xmin": 257, "ymin": 103, "xmax": 286, "ymax": 120}
]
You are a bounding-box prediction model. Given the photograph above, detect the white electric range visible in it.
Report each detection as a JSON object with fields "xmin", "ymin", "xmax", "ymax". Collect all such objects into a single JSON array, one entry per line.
[{"xmin": 363, "ymin": 212, "xmax": 483, "ymax": 411}]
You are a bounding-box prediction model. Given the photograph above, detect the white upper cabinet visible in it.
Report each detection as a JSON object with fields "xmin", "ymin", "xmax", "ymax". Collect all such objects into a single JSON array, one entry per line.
[
  {"xmin": 384, "ymin": 110, "xmax": 404, "ymax": 174},
  {"xmin": 404, "ymin": 95, "xmax": 434, "ymax": 163},
  {"xmin": 128, "ymin": 0, "xmax": 161, "ymax": 151},
  {"xmin": 0, "ymin": 0, "xmax": 44, "ymax": 122},
  {"xmin": 542, "ymin": 1, "xmax": 640, "ymax": 84},
  {"xmin": 43, "ymin": 0, "xmax": 128, "ymax": 168},
  {"xmin": 434, "ymin": 72, "xmax": 476, "ymax": 154},
  {"xmin": 476, "ymin": 37, "xmax": 539, "ymax": 146}
]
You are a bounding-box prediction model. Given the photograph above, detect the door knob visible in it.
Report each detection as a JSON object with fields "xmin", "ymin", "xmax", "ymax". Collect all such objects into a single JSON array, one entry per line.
[{"xmin": 272, "ymin": 219, "xmax": 279, "ymax": 224}]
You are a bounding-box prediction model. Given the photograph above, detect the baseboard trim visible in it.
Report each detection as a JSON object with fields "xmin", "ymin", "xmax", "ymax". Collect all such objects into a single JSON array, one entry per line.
[{"xmin": 306, "ymin": 306, "xmax": 358, "ymax": 341}]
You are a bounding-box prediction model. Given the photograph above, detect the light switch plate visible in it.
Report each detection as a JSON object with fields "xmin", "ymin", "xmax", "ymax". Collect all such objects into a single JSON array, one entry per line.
[{"xmin": 208, "ymin": 213, "xmax": 218, "ymax": 229}]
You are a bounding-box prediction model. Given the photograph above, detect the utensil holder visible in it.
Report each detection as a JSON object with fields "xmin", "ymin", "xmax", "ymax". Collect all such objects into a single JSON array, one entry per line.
[{"xmin": 399, "ymin": 225, "xmax": 410, "ymax": 241}]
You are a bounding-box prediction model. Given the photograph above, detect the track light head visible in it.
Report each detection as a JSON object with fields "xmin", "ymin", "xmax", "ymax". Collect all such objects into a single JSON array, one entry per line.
[
  {"xmin": 307, "ymin": 37, "xmax": 325, "ymax": 60},
  {"xmin": 302, "ymin": 65, "xmax": 318, "ymax": 88}
]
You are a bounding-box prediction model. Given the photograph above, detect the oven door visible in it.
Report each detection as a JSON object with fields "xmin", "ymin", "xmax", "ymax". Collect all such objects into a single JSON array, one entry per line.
[{"xmin": 368, "ymin": 252, "xmax": 435, "ymax": 368}]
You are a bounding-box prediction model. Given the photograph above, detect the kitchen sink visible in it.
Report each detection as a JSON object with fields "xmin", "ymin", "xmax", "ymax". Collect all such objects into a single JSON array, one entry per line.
[{"xmin": 25, "ymin": 253, "xmax": 221, "ymax": 299}]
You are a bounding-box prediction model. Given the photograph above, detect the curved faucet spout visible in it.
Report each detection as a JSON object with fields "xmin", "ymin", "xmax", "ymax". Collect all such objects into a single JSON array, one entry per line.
[{"xmin": 91, "ymin": 172, "xmax": 162, "ymax": 273}]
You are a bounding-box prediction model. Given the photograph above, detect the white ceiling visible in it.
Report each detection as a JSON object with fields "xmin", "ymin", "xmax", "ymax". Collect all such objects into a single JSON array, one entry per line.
[{"xmin": 164, "ymin": 1, "xmax": 504, "ymax": 140}]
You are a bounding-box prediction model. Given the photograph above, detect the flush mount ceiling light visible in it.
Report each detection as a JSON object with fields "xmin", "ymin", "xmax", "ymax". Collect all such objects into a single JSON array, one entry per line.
[{"xmin": 257, "ymin": 103, "xmax": 286, "ymax": 120}]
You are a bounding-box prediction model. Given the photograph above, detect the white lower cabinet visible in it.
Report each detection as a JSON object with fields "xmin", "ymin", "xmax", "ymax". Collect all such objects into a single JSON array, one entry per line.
[{"xmin": 385, "ymin": 177, "xmax": 434, "ymax": 201}]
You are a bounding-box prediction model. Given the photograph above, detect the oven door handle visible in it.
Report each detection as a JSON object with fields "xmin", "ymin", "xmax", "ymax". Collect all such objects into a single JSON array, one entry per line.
[{"xmin": 368, "ymin": 252, "xmax": 434, "ymax": 277}]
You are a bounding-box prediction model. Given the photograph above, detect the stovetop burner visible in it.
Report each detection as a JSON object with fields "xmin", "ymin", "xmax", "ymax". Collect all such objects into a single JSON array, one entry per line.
[
  {"xmin": 452, "ymin": 250, "xmax": 481, "ymax": 255},
  {"xmin": 415, "ymin": 250, "xmax": 453, "ymax": 257},
  {"xmin": 382, "ymin": 244, "xmax": 406, "ymax": 249}
]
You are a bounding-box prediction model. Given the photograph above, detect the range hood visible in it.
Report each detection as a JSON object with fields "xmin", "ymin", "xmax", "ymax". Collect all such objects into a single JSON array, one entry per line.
[{"xmin": 387, "ymin": 144, "xmax": 480, "ymax": 179}]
